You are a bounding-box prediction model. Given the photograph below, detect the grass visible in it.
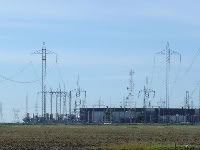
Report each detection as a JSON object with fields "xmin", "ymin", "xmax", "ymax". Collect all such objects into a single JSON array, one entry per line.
[
  {"xmin": 94, "ymin": 144, "xmax": 200, "ymax": 150},
  {"xmin": 0, "ymin": 124, "xmax": 200, "ymax": 149}
]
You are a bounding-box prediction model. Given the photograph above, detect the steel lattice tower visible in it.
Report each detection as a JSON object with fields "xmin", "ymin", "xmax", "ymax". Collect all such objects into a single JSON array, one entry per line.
[
  {"xmin": 126, "ymin": 70, "xmax": 135, "ymax": 108},
  {"xmin": 32, "ymin": 42, "xmax": 55, "ymax": 118},
  {"xmin": 156, "ymin": 42, "xmax": 181, "ymax": 109}
]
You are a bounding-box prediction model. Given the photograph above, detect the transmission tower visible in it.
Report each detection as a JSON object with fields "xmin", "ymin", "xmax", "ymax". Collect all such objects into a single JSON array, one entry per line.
[
  {"xmin": 138, "ymin": 77, "xmax": 155, "ymax": 109},
  {"xmin": 32, "ymin": 42, "xmax": 56, "ymax": 118},
  {"xmin": 156, "ymin": 42, "xmax": 181, "ymax": 109},
  {"xmin": 126, "ymin": 70, "xmax": 135, "ymax": 108}
]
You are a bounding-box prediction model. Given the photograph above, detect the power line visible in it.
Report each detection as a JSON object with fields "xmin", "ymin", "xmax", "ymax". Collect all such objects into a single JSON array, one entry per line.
[
  {"xmin": 0, "ymin": 74, "xmax": 40, "ymax": 84},
  {"xmin": 178, "ymin": 49, "xmax": 200, "ymax": 82},
  {"xmin": 0, "ymin": 61, "xmax": 40, "ymax": 84}
]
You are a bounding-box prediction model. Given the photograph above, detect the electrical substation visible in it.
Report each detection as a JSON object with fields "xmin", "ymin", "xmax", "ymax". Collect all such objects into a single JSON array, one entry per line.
[{"xmin": 4, "ymin": 42, "xmax": 199, "ymax": 124}]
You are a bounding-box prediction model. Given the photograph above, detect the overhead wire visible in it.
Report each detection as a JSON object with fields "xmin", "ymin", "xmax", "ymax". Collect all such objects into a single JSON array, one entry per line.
[
  {"xmin": 190, "ymin": 80, "xmax": 200, "ymax": 98},
  {"xmin": 180, "ymin": 49, "xmax": 200, "ymax": 80},
  {"xmin": 170, "ymin": 49, "xmax": 200, "ymax": 106},
  {"xmin": 170, "ymin": 58, "xmax": 182, "ymax": 100},
  {"xmin": 151, "ymin": 54, "xmax": 166, "ymax": 101},
  {"xmin": 0, "ymin": 61, "xmax": 41, "ymax": 84},
  {"xmin": 30, "ymin": 61, "xmax": 40, "ymax": 79},
  {"xmin": 0, "ymin": 63, "xmax": 29, "ymax": 83},
  {"xmin": 0, "ymin": 74, "xmax": 40, "ymax": 84}
]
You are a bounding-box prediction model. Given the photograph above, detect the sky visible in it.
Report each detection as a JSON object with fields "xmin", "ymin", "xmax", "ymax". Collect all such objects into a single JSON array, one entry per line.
[{"xmin": 0, "ymin": 0, "xmax": 200, "ymax": 122}]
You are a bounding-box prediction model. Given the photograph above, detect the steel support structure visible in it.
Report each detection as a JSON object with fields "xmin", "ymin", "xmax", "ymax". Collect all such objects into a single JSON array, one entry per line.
[{"xmin": 32, "ymin": 42, "xmax": 56, "ymax": 119}]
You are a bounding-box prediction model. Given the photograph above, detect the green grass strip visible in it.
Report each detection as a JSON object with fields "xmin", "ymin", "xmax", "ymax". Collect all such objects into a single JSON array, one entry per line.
[{"xmin": 92, "ymin": 144, "xmax": 200, "ymax": 150}]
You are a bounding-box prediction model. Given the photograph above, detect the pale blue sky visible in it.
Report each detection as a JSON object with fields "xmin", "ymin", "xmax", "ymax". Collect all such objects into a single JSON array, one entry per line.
[{"xmin": 0, "ymin": 0, "xmax": 200, "ymax": 122}]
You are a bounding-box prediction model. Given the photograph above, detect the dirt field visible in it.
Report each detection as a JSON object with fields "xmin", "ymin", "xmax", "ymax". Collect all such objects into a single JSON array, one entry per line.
[{"xmin": 0, "ymin": 124, "xmax": 200, "ymax": 150}]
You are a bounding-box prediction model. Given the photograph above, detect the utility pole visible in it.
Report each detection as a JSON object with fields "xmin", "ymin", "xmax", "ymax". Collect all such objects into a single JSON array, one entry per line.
[
  {"xmin": 32, "ymin": 42, "xmax": 56, "ymax": 119},
  {"xmin": 156, "ymin": 42, "xmax": 181, "ymax": 109}
]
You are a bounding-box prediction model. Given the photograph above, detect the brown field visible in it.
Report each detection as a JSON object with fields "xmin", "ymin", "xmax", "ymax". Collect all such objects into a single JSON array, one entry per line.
[{"xmin": 0, "ymin": 124, "xmax": 200, "ymax": 150}]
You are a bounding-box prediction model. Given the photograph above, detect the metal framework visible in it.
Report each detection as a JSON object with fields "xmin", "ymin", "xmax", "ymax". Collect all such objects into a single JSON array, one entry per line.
[
  {"xmin": 32, "ymin": 42, "xmax": 56, "ymax": 118},
  {"xmin": 156, "ymin": 42, "xmax": 181, "ymax": 109},
  {"xmin": 126, "ymin": 70, "xmax": 135, "ymax": 108},
  {"xmin": 138, "ymin": 77, "xmax": 155, "ymax": 109},
  {"xmin": 70, "ymin": 75, "xmax": 86, "ymax": 119},
  {"xmin": 43, "ymin": 87, "xmax": 68, "ymax": 120},
  {"xmin": 185, "ymin": 91, "xmax": 190, "ymax": 109}
]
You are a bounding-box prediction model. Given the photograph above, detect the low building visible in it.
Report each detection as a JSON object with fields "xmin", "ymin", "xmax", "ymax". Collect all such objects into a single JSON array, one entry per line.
[{"xmin": 80, "ymin": 107, "xmax": 200, "ymax": 123}]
